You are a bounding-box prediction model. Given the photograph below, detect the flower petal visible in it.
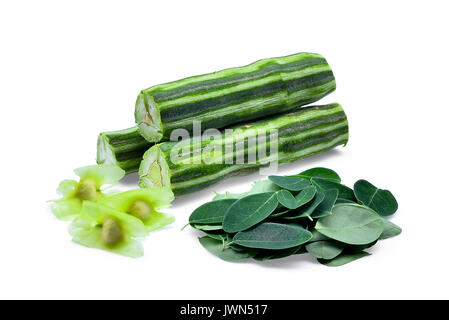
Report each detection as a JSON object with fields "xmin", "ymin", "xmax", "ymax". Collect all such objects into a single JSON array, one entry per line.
[
  {"xmin": 74, "ymin": 164, "xmax": 125, "ymax": 186},
  {"xmin": 56, "ymin": 179, "xmax": 79, "ymax": 197},
  {"xmin": 68, "ymin": 202, "xmax": 148, "ymax": 257},
  {"xmin": 51, "ymin": 198, "xmax": 83, "ymax": 221},
  {"xmin": 144, "ymin": 211, "xmax": 175, "ymax": 232},
  {"xmin": 102, "ymin": 187, "xmax": 174, "ymax": 211}
]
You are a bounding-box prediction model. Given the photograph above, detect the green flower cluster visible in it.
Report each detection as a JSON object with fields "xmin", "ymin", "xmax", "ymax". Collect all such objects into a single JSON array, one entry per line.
[{"xmin": 51, "ymin": 164, "xmax": 174, "ymax": 257}]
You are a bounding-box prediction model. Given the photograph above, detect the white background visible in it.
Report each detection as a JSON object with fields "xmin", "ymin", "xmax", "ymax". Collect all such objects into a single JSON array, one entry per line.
[{"xmin": 1, "ymin": 0, "xmax": 448, "ymax": 299}]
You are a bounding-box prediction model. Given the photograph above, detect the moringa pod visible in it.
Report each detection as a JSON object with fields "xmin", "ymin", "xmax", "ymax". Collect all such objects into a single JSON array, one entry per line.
[
  {"xmin": 135, "ymin": 52, "xmax": 336, "ymax": 142},
  {"xmin": 138, "ymin": 103, "xmax": 349, "ymax": 196},
  {"xmin": 97, "ymin": 126, "xmax": 153, "ymax": 174}
]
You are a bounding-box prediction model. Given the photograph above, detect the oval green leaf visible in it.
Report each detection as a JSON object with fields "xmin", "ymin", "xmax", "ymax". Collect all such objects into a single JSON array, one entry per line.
[
  {"xmin": 223, "ymin": 192, "xmax": 278, "ymax": 233},
  {"xmin": 298, "ymin": 167, "xmax": 341, "ymax": 183},
  {"xmin": 294, "ymin": 185, "xmax": 317, "ymax": 208},
  {"xmin": 379, "ymin": 218, "xmax": 402, "ymax": 240},
  {"xmin": 201, "ymin": 231, "xmax": 227, "ymax": 241},
  {"xmin": 198, "ymin": 236, "xmax": 257, "ymax": 262},
  {"xmin": 276, "ymin": 190, "xmax": 297, "ymax": 209},
  {"xmin": 354, "ymin": 179, "xmax": 398, "ymax": 216},
  {"xmin": 311, "ymin": 189, "xmax": 339, "ymax": 218},
  {"xmin": 233, "ymin": 222, "xmax": 312, "ymax": 250},
  {"xmin": 315, "ymin": 203, "xmax": 384, "ymax": 245},
  {"xmin": 305, "ymin": 240, "xmax": 345, "ymax": 260},
  {"xmin": 345, "ymin": 240, "xmax": 377, "ymax": 253},
  {"xmin": 312, "ymin": 177, "xmax": 356, "ymax": 201},
  {"xmin": 268, "ymin": 176, "xmax": 310, "ymax": 191},
  {"xmin": 267, "ymin": 246, "xmax": 303, "ymax": 260},
  {"xmin": 284, "ymin": 191, "xmax": 325, "ymax": 220},
  {"xmin": 189, "ymin": 199, "xmax": 237, "ymax": 224},
  {"xmin": 335, "ymin": 198, "xmax": 356, "ymax": 204},
  {"xmin": 253, "ymin": 246, "xmax": 302, "ymax": 261}
]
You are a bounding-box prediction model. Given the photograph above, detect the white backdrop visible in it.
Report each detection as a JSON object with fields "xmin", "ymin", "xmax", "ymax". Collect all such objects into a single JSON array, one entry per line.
[{"xmin": 1, "ymin": 0, "xmax": 448, "ymax": 299}]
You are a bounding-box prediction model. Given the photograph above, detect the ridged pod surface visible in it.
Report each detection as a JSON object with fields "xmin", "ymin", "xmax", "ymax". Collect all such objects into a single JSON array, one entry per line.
[
  {"xmin": 138, "ymin": 103, "xmax": 349, "ymax": 196},
  {"xmin": 97, "ymin": 127, "xmax": 153, "ymax": 174},
  {"xmin": 135, "ymin": 52, "xmax": 336, "ymax": 142}
]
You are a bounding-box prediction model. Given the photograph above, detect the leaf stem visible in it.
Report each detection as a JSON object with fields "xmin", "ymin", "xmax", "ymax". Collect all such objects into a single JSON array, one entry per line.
[{"xmin": 181, "ymin": 223, "xmax": 190, "ymax": 231}]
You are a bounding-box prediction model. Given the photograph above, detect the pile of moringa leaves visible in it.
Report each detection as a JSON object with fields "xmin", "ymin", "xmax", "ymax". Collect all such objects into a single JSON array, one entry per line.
[{"xmin": 188, "ymin": 167, "xmax": 401, "ymax": 266}]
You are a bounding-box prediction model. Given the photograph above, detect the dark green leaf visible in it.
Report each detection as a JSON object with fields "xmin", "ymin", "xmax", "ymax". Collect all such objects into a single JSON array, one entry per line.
[
  {"xmin": 298, "ymin": 167, "xmax": 341, "ymax": 183},
  {"xmin": 311, "ymin": 189, "xmax": 339, "ymax": 218},
  {"xmin": 335, "ymin": 198, "xmax": 356, "ymax": 204},
  {"xmin": 223, "ymin": 192, "xmax": 278, "ymax": 233},
  {"xmin": 201, "ymin": 231, "xmax": 227, "ymax": 241},
  {"xmin": 294, "ymin": 185, "xmax": 317, "ymax": 208},
  {"xmin": 276, "ymin": 190, "xmax": 297, "ymax": 209},
  {"xmin": 268, "ymin": 175, "xmax": 310, "ymax": 191},
  {"xmin": 354, "ymin": 179, "xmax": 398, "ymax": 216},
  {"xmin": 312, "ymin": 177, "xmax": 356, "ymax": 201},
  {"xmin": 315, "ymin": 203, "xmax": 384, "ymax": 245},
  {"xmin": 198, "ymin": 236, "xmax": 257, "ymax": 262},
  {"xmin": 305, "ymin": 240, "xmax": 345, "ymax": 259},
  {"xmin": 379, "ymin": 218, "xmax": 402, "ymax": 240},
  {"xmin": 295, "ymin": 246, "xmax": 308, "ymax": 255},
  {"xmin": 253, "ymin": 246, "xmax": 302, "ymax": 261},
  {"xmin": 189, "ymin": 199, "xmax": 237, "ymax": 224},
  {"xmin": 233, "ymin": 222, "xmax": 312, "ymax": 250},
  {"xmin": 252, "ymin": 254, "xmax": 270, "ymax": 261},
  {"xmin": 318, "ymin": 251, "xmax": 370, "ymax": 267},
  {"xmin": 284, "ymin": 191, "xmax": 325, "ymax": 220},
  {"xmin": 267, "ymin": 246, "xmax": 302, "ymax": 260},
  {"xmin": 345, "ymin": 240, "xmax": 377, "ymax": 253}
]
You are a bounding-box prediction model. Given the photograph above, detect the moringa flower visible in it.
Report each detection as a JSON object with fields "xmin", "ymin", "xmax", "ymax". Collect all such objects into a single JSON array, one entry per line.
[
  {"xmin": 69, "ymin": 201, "xmax": 148, "ymax": 258},
  {"xmin": 51, "ymin": 164, "xmax": 125, "ymax": 220},
  {"xmin": 100, "ymin": 187, "xmax": 175, "ymax": 232}
]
